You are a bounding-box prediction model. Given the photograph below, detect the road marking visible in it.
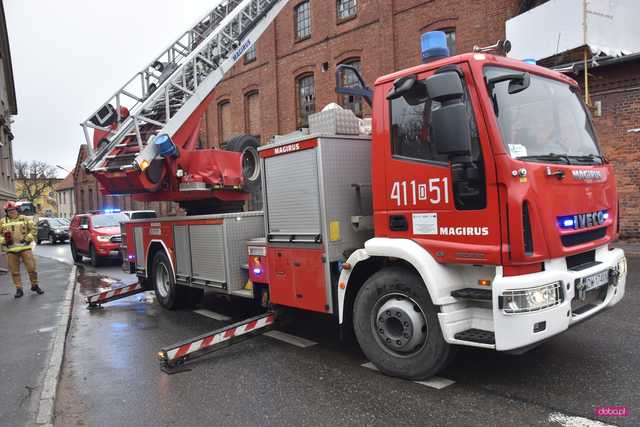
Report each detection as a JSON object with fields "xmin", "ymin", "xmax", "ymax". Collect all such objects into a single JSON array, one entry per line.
[
  {"xmin": 548, "ymin": 412, "xmax": 614, "ymax": 427},
  {"xmin": 361, "ymin": 362, "xmax": 455, "ymax": 389},
  {"xmin": 193, "ymin": 309, "xmax": 231, "ymax": 321},
  {"xmin": 414, "ymin": 377, "xmax": 456, "ymax": 389},
  {"xmin": 264, "ymin": 330, "xmax": 317, "ymax": 348},
  {"xmin": 36, "ymin": 326, "xmax": 56, "ymax": 334}
]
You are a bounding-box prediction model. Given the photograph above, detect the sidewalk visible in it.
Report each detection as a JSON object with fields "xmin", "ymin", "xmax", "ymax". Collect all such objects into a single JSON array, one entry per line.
[{"xmin": 0, "ymin": 256, "xmax": 72, "ymax": 426}]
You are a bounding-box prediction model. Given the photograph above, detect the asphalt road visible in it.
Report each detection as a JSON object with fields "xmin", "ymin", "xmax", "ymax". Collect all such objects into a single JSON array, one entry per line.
[
  {"xmin": 0, "ymin": 256, "xmax": 72, "ymax": 427},
  {"xmin": 44, "ymin": 242, "xmax": 638, "ymax": 426}
]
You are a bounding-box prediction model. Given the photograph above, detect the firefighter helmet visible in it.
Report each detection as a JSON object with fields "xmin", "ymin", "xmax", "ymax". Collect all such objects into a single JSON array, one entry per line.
[{"xmin": 4, "ymin": 201, "xmax": 17, "ymax": 212}]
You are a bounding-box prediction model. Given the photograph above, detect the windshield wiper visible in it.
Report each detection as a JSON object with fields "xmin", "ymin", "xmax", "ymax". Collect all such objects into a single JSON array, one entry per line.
[
  {"xmin": 567, "ymin": 154, "xmax": 605, "ymax": 164},
  {"xmin": 516, "ymin": 153, "xmax": 572, "ymax": 164}
]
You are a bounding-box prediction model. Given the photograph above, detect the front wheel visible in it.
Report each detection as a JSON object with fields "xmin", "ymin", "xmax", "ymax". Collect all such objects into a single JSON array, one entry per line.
[
  {"xmin": 353, "ymin": 266, "xmax": 455, "ymax": 380},
  {"xmin": 70, "ymin": 241, "xmax": 83, "ymax": 262},
  {"xmin": 89, "ymin": 245, "xmax": 102, "ymax": 267}
]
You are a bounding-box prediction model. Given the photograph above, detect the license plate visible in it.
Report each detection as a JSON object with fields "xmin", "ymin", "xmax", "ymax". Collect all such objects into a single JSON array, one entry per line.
[{"xmin": 582, "ymin": 270, "xmax": 609, "ymax": 292}]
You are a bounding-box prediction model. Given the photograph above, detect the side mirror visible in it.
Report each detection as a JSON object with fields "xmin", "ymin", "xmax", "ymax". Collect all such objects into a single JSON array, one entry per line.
[
  {"xmin": 425, "ymin": 71, "xmax": 472, "ymax": 158},
  {"xmin": 431, "ymin": 103, "xmax": 472, "ymax": 157},
  {"xmin": 80, "ymin": 224, "xmax": 89, "ymax": 230},
  {"xmin": 387, "ymin": 75, "xmax": 427, "ymax": 106}
]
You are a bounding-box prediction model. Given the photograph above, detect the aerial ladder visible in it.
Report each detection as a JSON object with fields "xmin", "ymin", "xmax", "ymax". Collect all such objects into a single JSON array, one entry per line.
[{"xmin": 81, "ymin": 0, "xmax": 289, "ymax": 210}]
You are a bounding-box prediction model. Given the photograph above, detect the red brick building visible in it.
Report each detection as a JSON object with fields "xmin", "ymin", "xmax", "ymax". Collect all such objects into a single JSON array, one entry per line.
[{"xmin": 201, "ymin": 0, "xmax": 524, "ymax": 147}]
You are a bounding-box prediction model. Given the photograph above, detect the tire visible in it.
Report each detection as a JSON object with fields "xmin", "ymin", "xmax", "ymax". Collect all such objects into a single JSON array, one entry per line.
[
  {"xmin": 36, "ymin": 237, "xmax": 41, "ymax": 245},
  {"xmin": 89, "ymin": 245, "xmax": 102, "ymax": 267},
  {"xmin": 353, "ymin": 266, "xmax": 455, "ymax": 380},
  {"xmin": 225, "ymin": 134, "xmax": 261, "ymax": 195},
  {"xmin": 70, "ymin": 241, "xmax": 83, "ymax": 262},
  {"xmin": 151, "ymin": 250, "xmax": 184, "ymax": 310}
]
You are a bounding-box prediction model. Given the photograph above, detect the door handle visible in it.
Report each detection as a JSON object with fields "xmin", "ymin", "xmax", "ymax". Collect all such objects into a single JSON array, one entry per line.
[
  {"xmin": 389, "ymin": 215, "xmax": 408, "ymax": 231},
  {"xmin": 293, "ymin": 261, "xmax": 301, "ymax": 267}
]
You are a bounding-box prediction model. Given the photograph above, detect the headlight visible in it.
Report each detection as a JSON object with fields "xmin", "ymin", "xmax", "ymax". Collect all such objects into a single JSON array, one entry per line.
[
  {"xmin": 55, "ymin": 229, "xmax": 65, "ymax": 234},
  {"xmin": 500, "ymin": 282, "xmax": 563, "ymax": 314},
  {"xmin": 96, "ymin": 235, "xmax": 112, "ymax": 242},
  {"xmin": 617, "ymin": 257, "xmax": 627, "ymax": 277}
]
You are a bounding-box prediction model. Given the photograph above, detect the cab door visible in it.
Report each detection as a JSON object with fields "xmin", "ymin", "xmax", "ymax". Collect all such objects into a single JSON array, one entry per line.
[
  {"xmin": 380, "ymin": 63, "xmax": 502, "ymax": 265},
  {"xmin": 78, "ymin": 216, "xmax": 91, "ymax": 252}
]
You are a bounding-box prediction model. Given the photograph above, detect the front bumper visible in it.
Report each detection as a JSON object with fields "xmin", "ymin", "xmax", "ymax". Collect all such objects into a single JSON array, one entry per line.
[
  {"xmin": 438, "ymin": 245, "xmax": 626, "ymax": 351},
  {"xmin": 491, "ymin": 245, "xmax": 626, "ymax": 351},
  {"xmin": 94, "ymin": 242, "xmax": 122, "ymax": 257}
]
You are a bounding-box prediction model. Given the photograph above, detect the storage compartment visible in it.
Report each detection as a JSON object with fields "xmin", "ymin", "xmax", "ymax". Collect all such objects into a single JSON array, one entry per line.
[
  {"xmin": 172, "ymin": 212, "xmax": 264, "ymax": 293},
  {"xmin": 268, "ymin": 246, "xmax": 327, "ymax": 313},
  {"xmin": 260, "ymin": 134, "xmax": 373, "ymax": 314}
]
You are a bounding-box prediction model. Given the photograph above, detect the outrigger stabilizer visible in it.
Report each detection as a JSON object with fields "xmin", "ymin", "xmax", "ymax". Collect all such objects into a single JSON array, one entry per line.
[
  {"xmin": 158, "ymin": 311, "xmax": 276, "ymax": 374},
  {"xmin": 86, "ymin": 282, "xmax": 147, "ymax": 309}
]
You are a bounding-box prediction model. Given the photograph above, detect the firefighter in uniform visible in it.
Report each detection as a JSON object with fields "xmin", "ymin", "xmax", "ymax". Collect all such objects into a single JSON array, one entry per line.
[{"xmin": 0, "ymin": 202, "xmax": 43, "ymax": 298}]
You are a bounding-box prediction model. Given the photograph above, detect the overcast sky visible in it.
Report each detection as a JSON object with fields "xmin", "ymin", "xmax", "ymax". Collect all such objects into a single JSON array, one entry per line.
[{"xmin": 5, "ymin": 0, "xmax": 215, "ymax": 176}]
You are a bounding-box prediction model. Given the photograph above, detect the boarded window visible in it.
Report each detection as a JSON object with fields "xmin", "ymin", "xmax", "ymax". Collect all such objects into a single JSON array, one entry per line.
[
  {"xmin": 297, "ymin": 74, "xmax": 315, "ymax": 128},
  {"xmin": 245, "ymin": 91, "xmax": 261, "ymax": 137},
  {"xmin": 294, "ymin": 1, "xmax": 311, "ymax": 40},
  {"xmin": 218, "ymin": 101, "xmax": 232, "ymax": 145},
  {"xmin": 338, "ymin": 59, "xmax": 363, "ymax": 117}
]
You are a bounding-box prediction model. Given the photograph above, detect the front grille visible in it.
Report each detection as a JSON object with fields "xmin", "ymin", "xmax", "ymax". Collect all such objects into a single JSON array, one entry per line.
[
  {"xmin": 566, "ymin": 250, "xmax": 598, "ymax": 271},
  {"xmin": 110, "ymin": 235, "xmax": 122, "ymax": 243},
  {"xmin": 561, "ymin": 227, "xmax": 606, "ymax": 247}
]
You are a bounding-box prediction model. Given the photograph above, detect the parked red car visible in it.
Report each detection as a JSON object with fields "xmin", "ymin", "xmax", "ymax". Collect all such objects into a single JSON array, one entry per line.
[{"xmin": 69, "ymin": 211, "xmax": 129, "ymax": 266}]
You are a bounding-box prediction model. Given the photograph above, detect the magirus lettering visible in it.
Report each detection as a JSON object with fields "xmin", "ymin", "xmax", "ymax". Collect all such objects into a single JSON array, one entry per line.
[
  {"xmin": 274, "ymin": 143, "xmax": 300, "ymax": 155},
  {"xmin": 439, "ymin": 227, "xmax": 489, "ymax": 236}
]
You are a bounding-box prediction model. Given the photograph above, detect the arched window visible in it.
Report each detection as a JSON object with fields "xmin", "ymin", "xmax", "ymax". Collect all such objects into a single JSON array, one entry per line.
[
  {"xmin": 296, "ymin": 74, "xmax": 315, "ymax": 128},
  {"xmin": 245, "ymin": 91, "xmax": 261, "ymax": 137},
  {"xmin": 338, "ymin": 58, "xmax": 363, "ymax": 117},
  {"xmin": 218, "ymin": 101, "xmax": 232, "ymax": 145}
]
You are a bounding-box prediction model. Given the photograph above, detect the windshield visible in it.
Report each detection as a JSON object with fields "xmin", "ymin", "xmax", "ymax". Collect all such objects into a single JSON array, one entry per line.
[
  {"xmin": 92, "ymin": 213, "xmax": 128, "ymax": 228},
  {"xmin": 485, "ymin": 66, "xmax": 601, "ymax": 164},
  {"xmin": 17, "ymin": 203, "xmax": 36, "ymax": 216},
  {"xmin": 49, "ymin": 218, "xmax": 67, "ymax": 227}
]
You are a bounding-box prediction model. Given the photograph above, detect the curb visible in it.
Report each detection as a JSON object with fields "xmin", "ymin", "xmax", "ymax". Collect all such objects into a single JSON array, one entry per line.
[{"xmin": 35, "ymin": 264, "xmax": 77, "ymax": 426}]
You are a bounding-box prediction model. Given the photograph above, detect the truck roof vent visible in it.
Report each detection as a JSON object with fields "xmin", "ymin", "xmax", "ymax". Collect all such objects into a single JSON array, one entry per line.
[{"xmin": 421, "ymin": 31, "xmax": 449, "ymax": 63}]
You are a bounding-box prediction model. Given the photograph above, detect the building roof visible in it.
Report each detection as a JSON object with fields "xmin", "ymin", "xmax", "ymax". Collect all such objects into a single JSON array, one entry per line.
[
  {"xmin": 0, "ymin": 0, "xmax": 17, "ymax": 115},
  {"xmin": 54, "ymin": 171, "xmax": 75, "ymax": 191}
]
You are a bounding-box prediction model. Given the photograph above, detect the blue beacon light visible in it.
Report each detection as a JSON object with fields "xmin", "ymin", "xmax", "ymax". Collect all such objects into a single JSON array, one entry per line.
[{"xmin": 421, "ymin": 31, "xmax": 450, "ymax": 63}]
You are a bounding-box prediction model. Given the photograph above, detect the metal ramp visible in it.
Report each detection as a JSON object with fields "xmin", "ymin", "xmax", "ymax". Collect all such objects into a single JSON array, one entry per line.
[{"xmin": 82, "ymin": 0, "xmax": 289, "ymax": 177}]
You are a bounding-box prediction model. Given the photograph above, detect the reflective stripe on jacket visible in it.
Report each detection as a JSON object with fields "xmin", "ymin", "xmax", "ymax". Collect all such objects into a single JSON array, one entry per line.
[{"xmin": 0, "ymin": 215, "xmax": 35, "ymax": 252}]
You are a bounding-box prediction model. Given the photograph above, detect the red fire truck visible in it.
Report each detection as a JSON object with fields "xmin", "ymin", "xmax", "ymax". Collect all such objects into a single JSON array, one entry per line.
[{"xmin": 82, "ymin": 1, "xmax": 627, "ymax": 379}]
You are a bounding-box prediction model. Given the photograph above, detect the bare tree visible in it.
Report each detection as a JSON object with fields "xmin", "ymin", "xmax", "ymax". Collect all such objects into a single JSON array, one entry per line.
[{"xmin": 14, "ymin": 160, "xmax": 59, "ymax": 204}]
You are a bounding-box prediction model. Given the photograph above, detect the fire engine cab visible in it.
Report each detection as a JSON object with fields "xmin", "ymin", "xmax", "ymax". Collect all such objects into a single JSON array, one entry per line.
[{"xmin": 82, "ymin": 0, "xmax": 627, "ymax": 380}]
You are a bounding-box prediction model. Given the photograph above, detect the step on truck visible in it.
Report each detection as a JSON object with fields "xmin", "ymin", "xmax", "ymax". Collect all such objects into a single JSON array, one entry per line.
[{"xmin": 118, "ymin": 39, "xmax": 627, "ymax": 380}]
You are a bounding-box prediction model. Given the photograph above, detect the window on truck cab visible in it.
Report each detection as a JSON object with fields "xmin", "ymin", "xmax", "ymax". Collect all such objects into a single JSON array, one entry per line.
[{"xmin": 389, "ymin": 72, "xmax": 486, "ymax": 210}]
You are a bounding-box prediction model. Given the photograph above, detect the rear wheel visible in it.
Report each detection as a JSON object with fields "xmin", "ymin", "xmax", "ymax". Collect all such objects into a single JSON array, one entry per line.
[
  {"xmin": 89, "ymin": 245, "xmax": 102, "ymax": 267},
  {"xmin": 152, "ymin": 250, "xmax": 185, "ymax": 310},
  {"xmin": 70, "ymin": 241, "xmax": 82, "ymax": 262},
  {"xmin": 353, "ymin": 266, "xmax": 455, "ymax": 380}
]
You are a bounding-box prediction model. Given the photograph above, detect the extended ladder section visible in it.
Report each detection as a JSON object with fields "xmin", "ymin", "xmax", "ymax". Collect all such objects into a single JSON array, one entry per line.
[
  {"xmin": 82, "ymin": 0, "xmax": 288, "ymax": 177},
  {"xmin": 158, "ymin": 311, "xmax": 276, "ymax": 373}
]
